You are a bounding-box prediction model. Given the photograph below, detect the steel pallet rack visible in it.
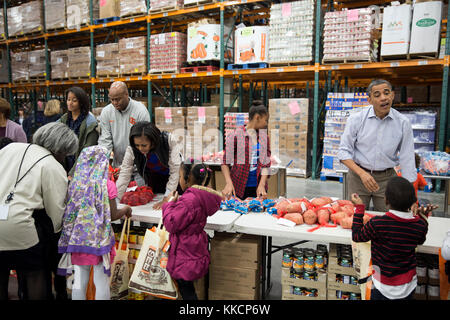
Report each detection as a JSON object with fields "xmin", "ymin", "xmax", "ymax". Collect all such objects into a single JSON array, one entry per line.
[{"xmin": 0, "ymin": 0, "xmax": 449, "ymax": 184}]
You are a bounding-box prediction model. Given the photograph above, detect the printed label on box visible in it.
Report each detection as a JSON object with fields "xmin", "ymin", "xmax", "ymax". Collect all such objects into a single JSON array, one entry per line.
[
  {"xmin": 347, "ymin": 9, "xmax": 359, "ymax": 22},
  {"xmin": 198, "ymin": 107, "xmax": 206, "ymax": 124},
  {"xmin": 288, "ymin": 101, "xmax": 301, "ymax": 115},
  {"xmin": 164, "ymin": 108, "xmax": 172, "ymax": 124},
  {"xmin": 282, "ymin": 3, "xmax": 291, "ymax": 18},
  {"xmin": 126, "ymin": 42, "xmax": 134, "ymax": 49}
]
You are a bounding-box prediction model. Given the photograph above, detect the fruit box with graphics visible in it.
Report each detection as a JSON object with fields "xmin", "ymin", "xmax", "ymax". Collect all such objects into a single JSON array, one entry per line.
[
  {"xmin": 234, "ymin": 26, "xmax": 269, "ymax": 64},
  {"xmin": 187, "ymin": 24, "xmax": 234, "ymax": 63}
]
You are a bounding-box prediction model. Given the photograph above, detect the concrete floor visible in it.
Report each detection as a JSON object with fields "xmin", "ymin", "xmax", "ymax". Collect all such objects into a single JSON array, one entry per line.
[{"xmin": 266, "ymin": 176, "xmax": 449, "ymax": 300}]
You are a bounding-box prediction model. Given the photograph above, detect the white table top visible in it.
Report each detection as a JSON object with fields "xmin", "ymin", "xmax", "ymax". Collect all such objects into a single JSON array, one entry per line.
[
  {"xmin": 118, "ymin": 194, "xmax": 241, "ymax": 232},
  {"xmin": 232, "ymin": 211, "xmax": 450, "ymax": 255}
]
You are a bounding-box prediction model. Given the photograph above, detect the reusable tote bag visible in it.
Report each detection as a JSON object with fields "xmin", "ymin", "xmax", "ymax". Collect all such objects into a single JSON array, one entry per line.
[
  {"xmin": 129, "ymin": 218, "xmax": 178, "ymax": 300},
  {"xmin": 110, "ymin": 218, "xmax": 130, "ymax": 300}
]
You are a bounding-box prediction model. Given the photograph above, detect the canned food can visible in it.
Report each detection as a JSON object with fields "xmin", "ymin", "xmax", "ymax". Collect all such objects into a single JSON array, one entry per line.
[
  {"xmin": 350, "ymin": 293, "xmax": 358, "ymax": 300},
  {"xmin": 336, "ymin": 290, "xmax": 342, "ymax": 299},
  {"xmin": 293, "ymin": 252, "xmax": 304, "ymax": 273},
  {"xmin": 304, "ymin": 253, "xmax": 315, "ymax": 272},
  {"xmin": 303, "ymin": 271, "xmax": 316, "ymax": 281},
  {"xmin": 304, "ymin": 288, "xmax": 317, "ymax": 297},
  {"xmin": 128, "ymin": 234, "xmax": 137, "ymax": 244},
  {"xmin": 343, "ymin": 275, "xmax": 350, "ymax": 284},
  {"xmin": 294, "ymin": 270, "xmax": 303, "ymax": 280},
  {"xmin": 315, "ymin": 254, "xmax": 324, "ymax": 269},
  {"xmin": 342, "ymin": 292, "xmax": 350, "ymax": 300},
  {"xmin": 350, "ymin": 276, "xmax": 358, "ymax": 285},
  {"xmin": 282, "ymin": 249, "xmax": 292, "ymax": 268},
  {"xmin": 340, "ymin": 255, "xmax": 352, "ymax": 268},
  {"xmin": 336, "ymin": 274, "xmax": 342, "ymax": 283},
  {"xmin": 137, "ymin": 235, "xmax": 145, "ymax": 245},
  {"xmin": 293, "ymin": 286, "xmax": 302, "ymax": 295}
]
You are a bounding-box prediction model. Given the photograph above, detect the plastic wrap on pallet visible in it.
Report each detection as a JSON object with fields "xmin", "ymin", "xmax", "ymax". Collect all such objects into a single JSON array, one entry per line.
[
  {"xmin": 120, "ymin": 0, "xmax": 147, "ymax": 17},
  {"xmin": 268, "ymin": 98, "xmax": 312, "ymax": 176},
  {"xmin": 45, "ymin": 0, "xmax": 66, "ymax": 30},
  {"xmin": 118, "ymin": 36, "xmax": 146, "ymax": 75},
  {"xmin": 150, "ymin": 0, "xmax": 183, "ymax": 11},
  {"xmin": 323, "ymin": 8, "xmax": 378, "ymax": 62},
  {"xmin": 67, "ymin": 46, "xmax": 91, "ymax": 78},
  {"xmin": 187, "ymin": 22, "xmax": 234, "ymax": 63},
  {"xmin": 96, "ymin": 43, "xmax": 120, "ymax": 76},
  {"xmin": 11, "ymin": 51, "xmax": 29, "ymax": 81},
  {"xmin": 185, "ymin": 106, "xmax": 220, "ymax": 157},
  {"xmin": 66, "ymin": 0, "xmax": 98, "ymax": 28},
  {"xmin": 51, "ymin": 49, "xmax": 69, "ymax": 79},
  {"xmin": 150, "ymin": 32, "xmax": 186, "ymax": 73},
  {"xmin": 7, "ymin": 6, "xmax": 22, "ymax": 37},
  {"xmin": 21, "ymin": 1, "xmax": 44, "ymax": 35},
  {"xmin": 28, "ymin": 49, "xmax": 46, "ymax": 78},
  {"xmin": 269, "ymin": 0, "xmax": 314, "ymax": 64}
]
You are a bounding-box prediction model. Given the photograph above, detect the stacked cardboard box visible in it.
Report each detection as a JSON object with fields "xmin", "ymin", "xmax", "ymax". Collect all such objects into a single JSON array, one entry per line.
[
  {"xmin": 185, "ymin": 106, "xmax": 220, "ymax": 159},
  {"xmin": 234, "ymin": 26, "xmax": 269, "ymax": 64},
  {"xmin": 120, "ymin": 0, "xmax": 147, "ymax": 18},
  {"xmin": 7, "ymin": 6, "xmax": 22, "ymax": 37},
  {"xmin": 28, "ymin": 49, "xmax": 46, "ymax": 78},
  {"xmin": 269, "ymin": 0, "xmax": 315, "ymax": 64},
  {"xmin": 96, "ymin": 43, "xmax": 120, "ymax": 76},
  {"xmin": 155, "ymin": 107, "xmax": 186, "ymax": 134},
  {"xmin": 409, "ymin": 1, "xmax": 442, "ymax": 56},
  {"xmin": 380, "ymin": 4, "xmax": 412, "ymax": 58},
  {"xmin": 67, "ymin": 46, "xmax": 91, "ymax": 78},
  {"xmin": 100, "ymin": 0, "xmax": 120, "ymax": 19},
  {"xmin": 150, "ymin": 32, "xmax": 186, "ymax": 74},
  {"xmin": 21, "ymin": 1, "xmax": 44, "ymax": 35},
  {"xmin": 45, "ymin": 0, "xmax": 66, "ymax": 31},
  {"xmin": 11, "ymin": 51, "xmax": 29, "ymax": 82},
  {"xmin": 150, "ymin": 0, "xmax": 183, "ymax": 12},
  {"xmin": 327, "ymin": 244, "xmax": 361, "ymax": 300},
  {"xmin": 268, "ymin": 98, "xmax": 312, "ymax": 177},
  {"xmin": 51, "ymin": 49, "xmax": 69, "ymax": 79},
  {"xmin": 66, "ymin": 0, "xmax": 98, "ymax": 28},
  {"xmin": 118, "ymin": 36, "xmax": 147, "ymax": 75},
  {"xmin": 209, "ymin": 232, "xmax": 261, "ymax": 300}
]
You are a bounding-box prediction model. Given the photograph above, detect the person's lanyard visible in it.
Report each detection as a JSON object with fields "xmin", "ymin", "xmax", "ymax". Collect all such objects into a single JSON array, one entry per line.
[{"xmin": 5, "ymin": 144, "xmax": 51, "ymax": 204}]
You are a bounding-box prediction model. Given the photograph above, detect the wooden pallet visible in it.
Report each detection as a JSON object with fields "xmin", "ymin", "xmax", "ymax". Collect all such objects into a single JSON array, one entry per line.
[
  {"xmin": 120, "ymin": 72, "xmax": 147, "ymax": 78},
  {"xmin": 94, "ymin": 16, "xmax": 121, "ymax": 25},
  {"xmin": 9, "ymin": 30, "xmax": 43, "ymax": 39},
  {"xmin": 381, "ymin": 52, "xmax": 439, "ymax": 62},
  {"xmin": 150, "ymin": 69, "xmax": 178, "ymax": 75},
  {"xmin": 30, "ymin": 76, "xmax": 46, "ymax": 82},
  {"xmin": 14, "ymin": 79, "xmax": 30, "ymax": 84},
  {"xmin": 46, "ymin": 26, "xmax": 68, "ymax": 33},
  {"xmin": 322, "ymin": 57, "xmax": 375, "ymax": 64},
  {"xmin": 52, "ymin": 77, "xmax": 70, "ymax": 82},
  {"xmin": 121, "ymin": 12, "xmax": 147, "ymax": 20},
  {"xmin": 150, "ymin": 5, "xmax": 181, "ymax": 14},
  {"xmin": 97, "ymin": 74, "xmax": 120, "ymax": 79},
  {"xmin": 183, "ymin": 0, "xmax": 216, "ymax": 8},
  {"xmin": 68, "ymin": 76, "xmax": 91, "ymax": 81},
  {"xmin": 269, "ymin": 61, "xmax": 312, "ymax": 67},
  {"xmin": 181, "ymin": 65, "xmax": 219, "ymax": 73}
]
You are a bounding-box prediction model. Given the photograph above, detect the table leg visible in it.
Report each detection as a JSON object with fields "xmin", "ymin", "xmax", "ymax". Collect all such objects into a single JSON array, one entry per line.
[
  {"xmin": 445, "ymin": 180, "xmax": 449, "ymax": 217},
  {"xmin": 342, "ymin": 171, "xmax": 348, "ymax": 200},
  {"xmin": 267, "ymin": 236, "xmax": 272, "ymax": 295},
  {"xmin": 261, "ymin": 235, "xmax": 266, "ymax": 299}
]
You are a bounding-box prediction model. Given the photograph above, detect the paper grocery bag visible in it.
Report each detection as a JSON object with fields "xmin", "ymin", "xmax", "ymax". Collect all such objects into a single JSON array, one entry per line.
[
  {"xmin": 129, "ymin": 218, "xmax": 178, "ymax": 300},
  {"xmin": 351, "ymin": 240, "xmax": 372, "ymax": 300},
  {"xmin": 110, "ymin": 218, "xmax": 130, "ymax": 300}
]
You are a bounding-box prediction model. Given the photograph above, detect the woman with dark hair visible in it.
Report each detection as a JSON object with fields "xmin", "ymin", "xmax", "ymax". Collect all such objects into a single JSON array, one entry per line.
[
  {"xmin": 59, "ymin": 86, "xmax": 99, "ymax": 177},
  {"xmin": 116, "ymin": 121, "xmax": 183, "ymax": 209}
]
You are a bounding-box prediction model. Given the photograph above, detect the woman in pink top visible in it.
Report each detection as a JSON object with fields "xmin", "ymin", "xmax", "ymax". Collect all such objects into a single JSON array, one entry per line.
[
  {"xmin": 0, "ymin": 98, "xmax": 27, "ymax": 143},
  {"xmin": 162, "ymin": 161, "xmax": 223, "ymax": 300},
  {"xmin": 58, "ymin": 146, "xmax": 132, "ymax": 300}
]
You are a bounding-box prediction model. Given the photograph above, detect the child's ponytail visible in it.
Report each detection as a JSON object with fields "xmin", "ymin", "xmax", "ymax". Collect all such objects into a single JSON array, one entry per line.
[{"xmin": 181, "ymin": 158, "xmax": 212, "ymax": 187}]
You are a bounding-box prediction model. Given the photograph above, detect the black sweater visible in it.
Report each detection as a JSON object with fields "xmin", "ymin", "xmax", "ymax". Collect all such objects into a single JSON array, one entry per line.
[{"xmin": 352, "ymin": 204, "xmax": 428, "ymax": 286}]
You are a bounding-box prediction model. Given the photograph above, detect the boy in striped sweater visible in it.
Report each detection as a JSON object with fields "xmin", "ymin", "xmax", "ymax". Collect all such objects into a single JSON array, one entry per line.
[{"xmin": 351, "ymin": 176, "xmax": 431, "ymax": 300}]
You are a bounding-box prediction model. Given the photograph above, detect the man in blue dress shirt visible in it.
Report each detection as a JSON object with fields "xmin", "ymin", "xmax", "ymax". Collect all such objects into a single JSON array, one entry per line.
[{"xmin": 338, "ymin": 79, "xmax": 416, "ymax": 212}]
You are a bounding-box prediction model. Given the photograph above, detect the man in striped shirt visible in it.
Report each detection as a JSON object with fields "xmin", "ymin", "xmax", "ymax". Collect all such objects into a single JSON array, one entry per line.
[{"xmin": 352, "ymin": 176, "xmax": 429, "ymax": 300}]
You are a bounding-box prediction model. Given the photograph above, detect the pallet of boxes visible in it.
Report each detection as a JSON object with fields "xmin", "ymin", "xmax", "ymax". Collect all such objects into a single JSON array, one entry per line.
[
  {"xmin": 268, "ymin": 98, "xmax": 312, "ymax": 177},
  {"xmin": 185, "ymin": 106, "xmax": 220, "ymax": 160},
  {"xmin": 209, "ymin": 232, "xmax": 262, "ymax": 300},
  {"xmin": 281, "ymin": 245, "xmax": 328, "ymax": 300},
  {"xmin": 155, "ymin": 106, "xmax": 187, "ymax": 157}
]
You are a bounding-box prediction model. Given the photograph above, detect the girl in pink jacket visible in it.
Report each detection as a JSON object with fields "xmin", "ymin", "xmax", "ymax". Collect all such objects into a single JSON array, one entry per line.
[{"xmin": 162, "ymin": 162, "xmax": 223, "ymax": 300}]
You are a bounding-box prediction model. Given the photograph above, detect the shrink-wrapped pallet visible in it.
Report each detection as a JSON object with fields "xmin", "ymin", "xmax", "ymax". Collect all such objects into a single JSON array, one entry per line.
[
  {"xmin": 66, "ymin": 0, "xmax": 98, "ymax": 28},
  {"xmin": 0, "ymin": 10, "xmax": 4, "ymax": 39},
  {"xmin": 21, "ymin": 1, "xmax": 44, "ymax": 34},
  {"xmin": 7, "ymin": 6, "xmax": 22, "ymax": 37},
  {"xmin": 96, "ymin": 43, "xmax": 120, "ymax": 76},
  {"xmin": 11, "ymin": 51, "xmax": 29, "ymax": 82},
  {"xmin": 118, "ymin": 36, "xmax": 146, "ymax": 75},
  {"xmin": 150, "ymin": 0, "xmax": 183, "ymax": 12},
  {"xmin": 68, "ymin": 46, "xmax": 91, "ymax": 78},
  {"xmin": 51, "ymin": 49, "xmax": 69, "ymax": 79},
  {"xmin": 45, "ymin": 0, "xmax": 66, "ymax": 30},
  {"xmin": 28, "ymin": 49, "xmax": 46, "ymax": 78},
  {"xmin": 120, "ymin": 0, "xmax": 147, "ymax": 18},
  {"xmin": 150, "ymin": 32, "xmax": 186, "ymax": 73}
]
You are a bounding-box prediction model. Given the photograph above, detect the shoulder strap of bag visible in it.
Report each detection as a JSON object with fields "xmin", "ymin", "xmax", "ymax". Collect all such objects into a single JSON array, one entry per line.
[{"xmin": 118, "ymin": 218, "xmax": 130, "ymax": 251}]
